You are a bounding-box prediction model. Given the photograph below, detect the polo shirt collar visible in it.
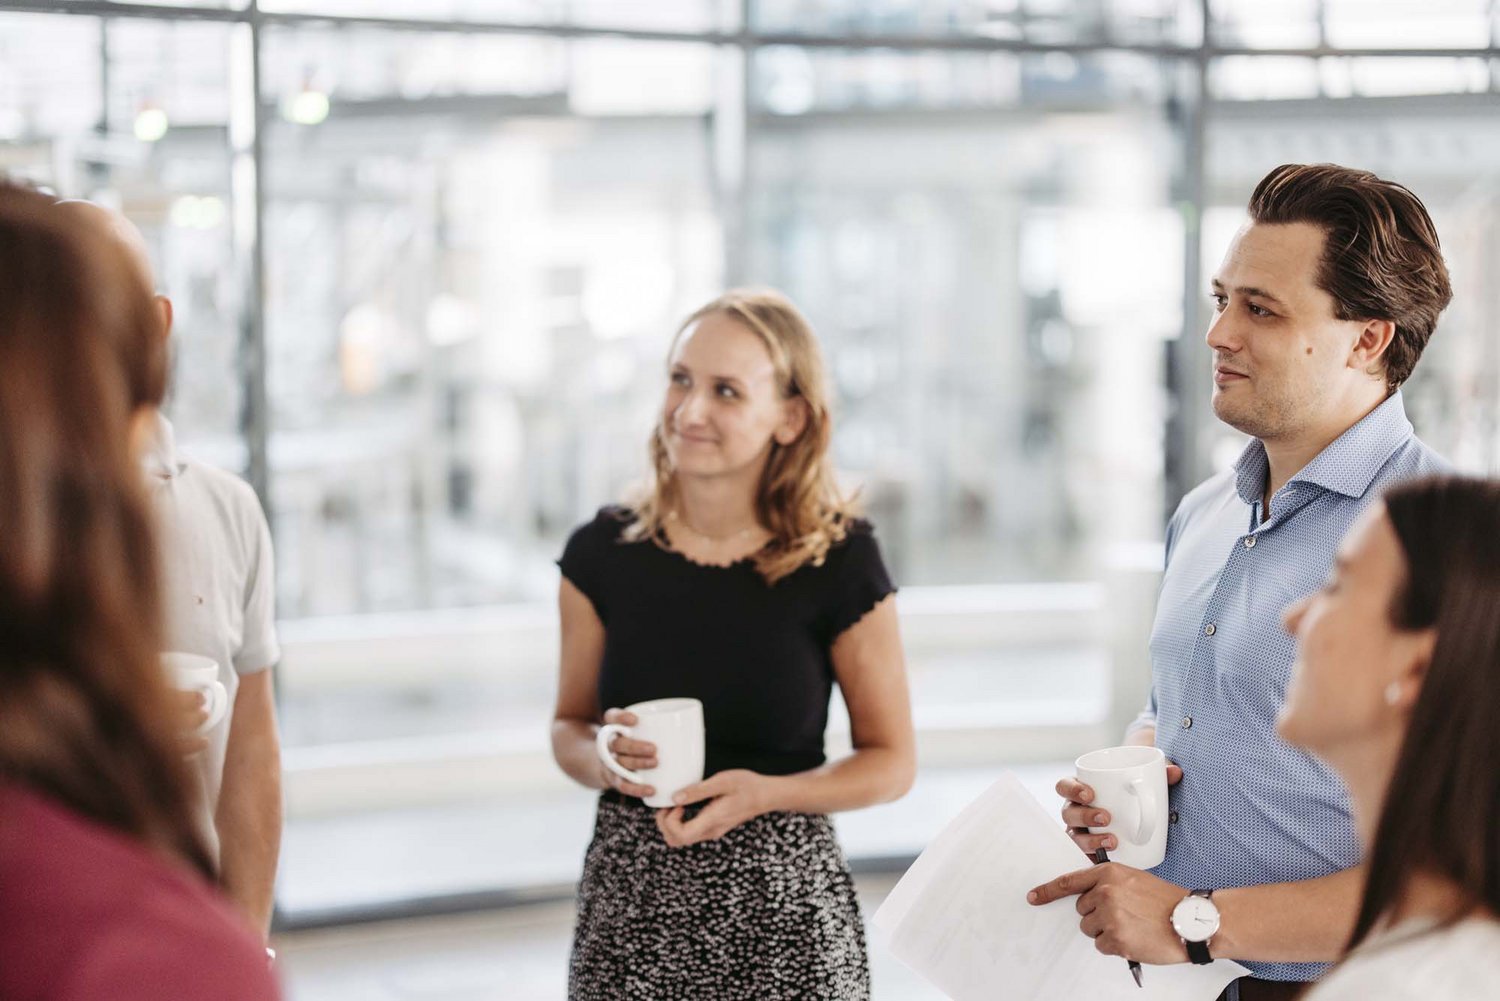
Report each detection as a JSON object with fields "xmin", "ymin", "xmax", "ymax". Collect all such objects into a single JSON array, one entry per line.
[
  {"xmin": 141, "ymin": 411, "xmax": 184, "ymax": 481},
  {"xmin": 1233, "ymin": 390, "xmax": 1414, "ymax": 505}
]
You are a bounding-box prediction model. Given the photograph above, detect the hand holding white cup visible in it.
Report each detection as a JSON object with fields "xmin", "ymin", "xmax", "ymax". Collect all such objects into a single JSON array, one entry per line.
[
  {"xmin": 161, "ymin": 652, "xmax": 229, "ymax": 752},
  {"xmin": 597, "ymin": 707, "xmax": 659, "ymax": 800},
  {"xmin": 1069, "ymin": 745, "xmax": 1171, "ymax": 869},
  {"xmin": 596, "ymin": 698, "xmax": 705, "ymax": 809}
]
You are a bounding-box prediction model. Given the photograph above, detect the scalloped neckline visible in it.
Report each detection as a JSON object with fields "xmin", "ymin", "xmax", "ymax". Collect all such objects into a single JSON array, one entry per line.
[{"xmin": 651, "ymin": 536, "xmax": 765, "ymax": 571}]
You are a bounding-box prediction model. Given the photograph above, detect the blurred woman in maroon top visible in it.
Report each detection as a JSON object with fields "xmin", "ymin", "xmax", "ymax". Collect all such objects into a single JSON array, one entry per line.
[{"xmin": 0, "ymin": 182, "xmax": 279, "ymax": 1001}]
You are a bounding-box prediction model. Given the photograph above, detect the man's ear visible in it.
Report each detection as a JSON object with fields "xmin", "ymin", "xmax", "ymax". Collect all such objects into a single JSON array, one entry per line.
[
  {"xmin": 1352, "ymin": 317, "xmax": 1396, "ymax": 379},
  {"xmin": 774, "ymin": 396, "xmax": 809, "ymax": 446},
  {"xmin": 155, "ymin": 294, "xmax": 174, "ymax": 342}
]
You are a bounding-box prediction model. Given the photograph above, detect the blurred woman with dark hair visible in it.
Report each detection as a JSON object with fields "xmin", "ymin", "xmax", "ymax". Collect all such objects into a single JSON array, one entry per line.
[
  {"xmin": 0, "ymin": 182, "xmax": 280, "ymax": 1001},
  {"xmin": 1279, "ymin": 475, "xmax": 1500, "ymax": 999}
]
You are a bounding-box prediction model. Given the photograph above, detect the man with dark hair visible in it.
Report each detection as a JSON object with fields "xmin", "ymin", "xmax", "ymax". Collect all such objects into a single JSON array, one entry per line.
[{"xmin": 1027, "ymin": 164, "xmax": 1452, "ymax": 1000}]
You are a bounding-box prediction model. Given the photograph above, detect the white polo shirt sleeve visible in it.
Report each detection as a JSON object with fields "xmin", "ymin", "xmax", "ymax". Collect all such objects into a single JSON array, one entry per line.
[{"xmin": 234, "ymin": 485, "xmax": 280, "ymax": 675}]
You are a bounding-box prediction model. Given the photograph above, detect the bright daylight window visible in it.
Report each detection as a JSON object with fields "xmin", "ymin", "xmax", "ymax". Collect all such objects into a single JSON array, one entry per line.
[{"xmin": 1, "ymin": 0, "xmax": 1496, "ymax": 926}]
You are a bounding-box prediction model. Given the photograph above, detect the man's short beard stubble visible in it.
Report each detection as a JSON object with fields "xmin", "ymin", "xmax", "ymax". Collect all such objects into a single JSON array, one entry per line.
[{"xmin": 1211, "ymin": 382, "xmax": 1310, "ymax": 443}]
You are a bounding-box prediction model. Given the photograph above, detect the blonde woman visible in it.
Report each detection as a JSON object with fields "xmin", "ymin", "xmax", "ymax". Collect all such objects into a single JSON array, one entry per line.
[{"xmin": 551, "ymin": 289, "xmax": 916, "ymax": 999}]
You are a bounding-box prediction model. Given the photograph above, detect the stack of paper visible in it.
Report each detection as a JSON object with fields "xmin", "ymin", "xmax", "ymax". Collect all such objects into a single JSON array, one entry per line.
[{"xmin": 873, "ymin": 772, "xmax": 1248, "ymax": 1001}]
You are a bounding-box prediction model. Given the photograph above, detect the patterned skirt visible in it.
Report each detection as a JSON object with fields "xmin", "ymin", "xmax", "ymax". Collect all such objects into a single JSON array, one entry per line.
[{"xmin": 568, "ymin": 794, "xmax": 870, "ymax": 1001}]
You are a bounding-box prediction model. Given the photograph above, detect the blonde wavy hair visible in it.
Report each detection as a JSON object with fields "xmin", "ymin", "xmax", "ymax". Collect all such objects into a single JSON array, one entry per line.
[{"xmin": 624, "ymin": 288, "xmax": 856, "ymax": 585}]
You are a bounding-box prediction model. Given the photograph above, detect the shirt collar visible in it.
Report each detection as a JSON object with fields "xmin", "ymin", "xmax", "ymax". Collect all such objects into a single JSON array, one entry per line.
[
  {"xmin": 1233, "ymin": 390, "xmax": 1414, "ymax": 505},
  {"xmin": 141, "ymin": 411, "xmax": 183, "ymax": 481}
]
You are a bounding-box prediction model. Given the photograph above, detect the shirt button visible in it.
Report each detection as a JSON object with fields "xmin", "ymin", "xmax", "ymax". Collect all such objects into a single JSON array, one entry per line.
[
  {"xmin": 1182, "ymin": 715, "xmax": 1193, "ymax": 729},
  {"xmin": 1204, "ymin": 623, "xmax": 1217, "ymax": 636},
  {"xmin": 1170, "ymin": 810, "xmax": 1180, "ymax": 824},
  {"xmin": 1244, "ymin": 536, "xmax": 1256, "ymax": 549}
]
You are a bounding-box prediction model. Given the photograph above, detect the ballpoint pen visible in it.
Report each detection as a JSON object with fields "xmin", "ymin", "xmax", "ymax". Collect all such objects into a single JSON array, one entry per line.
[{"xmin": 1093, "ymin": 847, "xmax": 1144, "ymax": 988}]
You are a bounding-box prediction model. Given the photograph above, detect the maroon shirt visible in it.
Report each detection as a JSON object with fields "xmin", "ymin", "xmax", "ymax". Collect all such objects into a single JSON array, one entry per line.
[{"xmin": 0, "ymin": 784, "xmax": 281, "ymax": 1001}]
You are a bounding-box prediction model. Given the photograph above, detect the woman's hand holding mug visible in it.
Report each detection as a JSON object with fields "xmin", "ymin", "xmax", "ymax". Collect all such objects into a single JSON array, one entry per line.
[
  {"xmin": 596, "ymin": 708, "xmax": 658, "ymax": 800},
  {"xmin": 595, "ymin": 698, "xmax": 704, "ymax": 807}
]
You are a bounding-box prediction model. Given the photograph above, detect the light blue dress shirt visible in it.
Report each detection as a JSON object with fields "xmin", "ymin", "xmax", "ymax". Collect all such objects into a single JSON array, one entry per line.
[{"xmin": 1133, "ymin": 391, "xmax": 1448, "ymax": 984}]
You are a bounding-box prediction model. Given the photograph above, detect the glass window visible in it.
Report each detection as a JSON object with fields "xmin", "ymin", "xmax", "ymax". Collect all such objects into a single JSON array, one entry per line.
[
  {"xmin": 753, "ymin": 46, "xmax": 1172, "ymax": 113},
  {"xmin": 747, "ymin": 50, "xmax": 1184, "ymax": 586},
  {"xmin": 1212, "ymin": 53, "xmax": 1493, "ymax": 101},
  {"xmin": 1213, "ymin": 0, "xmax": 1496, "ymax": 52},
  {"xmin": 259, "ymin": 29, "xmax": 726, "ymax": 913},
  {"xmin": 0, "ymin": 13, "xmax": 244, "ymax": 464},
  {"xmin": 0, "ymin": 14, "xmax": 100, "ymax": 144},
  {"xmin": 752, "ymin": 0, "xmax": 1200, "ymax": 46},
  {"xmin": 260, "ymin": 29, "xmax": 721, "ymax": 636},
  {"xmin": 1323, "ymin": 0, "xmax": 1493, "ymax": 50},
  {"xmin": 1209, "ymin": 0, "xmax": 1322, "ymax": 49}
]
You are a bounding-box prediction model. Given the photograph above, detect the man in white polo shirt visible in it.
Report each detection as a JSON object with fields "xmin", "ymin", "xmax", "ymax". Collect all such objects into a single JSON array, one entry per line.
[{"xmin": 59, "ymin": 200, "xmax": 284, "ymax": 940}]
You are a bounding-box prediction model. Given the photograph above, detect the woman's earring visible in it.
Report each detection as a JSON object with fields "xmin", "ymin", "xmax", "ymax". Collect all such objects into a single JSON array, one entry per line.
[{"xmin": 1384, "ymin": 681, "xmax": 1403, "ymax": 707}]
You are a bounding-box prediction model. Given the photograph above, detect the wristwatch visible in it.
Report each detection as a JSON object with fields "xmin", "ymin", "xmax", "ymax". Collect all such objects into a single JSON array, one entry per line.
[{"xmin": 1170, "ymin": 889, "xmax": 1220, "ymax": 965}]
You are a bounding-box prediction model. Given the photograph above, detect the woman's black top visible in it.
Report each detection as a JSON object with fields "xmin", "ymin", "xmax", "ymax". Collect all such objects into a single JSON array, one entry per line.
[{"xmin": 558, "ymin": 506, "xmax": 896, "ymax": 779}]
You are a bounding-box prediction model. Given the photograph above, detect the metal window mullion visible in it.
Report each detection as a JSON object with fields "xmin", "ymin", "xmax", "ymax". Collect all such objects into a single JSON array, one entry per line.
[
  {"xmin": 228, "ymin": 4, "xmax": 270, "ymax": 520},
  {"xmin": 1166, "ymin": 0, "xmax": 1213, "ymax": 513}
]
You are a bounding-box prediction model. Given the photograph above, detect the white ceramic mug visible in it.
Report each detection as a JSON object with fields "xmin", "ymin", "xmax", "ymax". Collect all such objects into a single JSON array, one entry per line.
[
  {"xmin": 1074, "ymin": 744, "xmax": 1169, "ymax": 869},
  {"xmin": 595, "ymin": 698, "xmax": 705, "ymax": 808},
  {"xmin": 162, "ymin": 652, "xmax": 229, "ymax": 737}
]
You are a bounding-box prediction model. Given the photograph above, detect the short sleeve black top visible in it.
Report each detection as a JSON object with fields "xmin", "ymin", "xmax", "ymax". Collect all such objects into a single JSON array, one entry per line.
[{"xmin": 558, "ymin": 507, "xmax": 897, "ymax": 778}]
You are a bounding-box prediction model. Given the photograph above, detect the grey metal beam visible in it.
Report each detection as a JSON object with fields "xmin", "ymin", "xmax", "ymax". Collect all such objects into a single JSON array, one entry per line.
[
  {"xmin": 3, "ymin": 1, "xmax": 1496, "ymax": 59},
  {"xmin": 228, "ymin": 13, "xmax": 271, "ymax": 514},
  {"xmin": 1165, "ymin": 0, "xmax": 1213, "ymax": 514},
  {"xmin": 0, "ymin": 0, "xmax": 245, "ymax": 22}
]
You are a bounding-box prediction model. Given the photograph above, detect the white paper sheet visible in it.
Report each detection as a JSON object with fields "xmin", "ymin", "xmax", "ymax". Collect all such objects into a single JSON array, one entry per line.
[{"xmin": 873, "ymin": 772, "xmax": 1248, "ymax": 1001}]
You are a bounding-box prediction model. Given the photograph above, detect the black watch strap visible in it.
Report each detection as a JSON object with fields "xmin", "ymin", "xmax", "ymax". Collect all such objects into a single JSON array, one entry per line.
[{"xmin": 1186, "ymin": 889, "xmax": 1214, "ymax": 965}]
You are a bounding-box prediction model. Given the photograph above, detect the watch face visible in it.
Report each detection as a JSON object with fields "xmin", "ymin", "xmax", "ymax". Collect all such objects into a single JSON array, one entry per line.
[{"xmin": 1171, "ymin": 895, "xmax": 1221, "ymax": 942}]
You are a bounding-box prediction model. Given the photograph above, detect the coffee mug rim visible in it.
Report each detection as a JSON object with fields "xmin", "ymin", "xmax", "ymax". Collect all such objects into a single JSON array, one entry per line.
[
  {"xmin": 1075, "ymin": 744, "xmax": 1165, "ymax": 772},
  {"xmin": 161, "ymin": 651, "xmax": 219, "ymax": 676},
  {"xmin": 627, "ymin": 697, "xmax": 702, "ymax": 716}
]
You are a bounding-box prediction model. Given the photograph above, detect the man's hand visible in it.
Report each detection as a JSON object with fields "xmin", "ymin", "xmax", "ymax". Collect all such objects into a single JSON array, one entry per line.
[
  {"xmin": 171, "ymin": 689, "xmax": 210, "ymax": 755},
  {"xmin": 654, "ymin": 769, "xmax": 775, "ymax": 848},
  {"xmin": 1027, "ymin": 862, "xmax": 1192, "ymax": 965},
  {"xmin": 1056, "ymin": 761, "xmax": 1182, "ymax": 855}
]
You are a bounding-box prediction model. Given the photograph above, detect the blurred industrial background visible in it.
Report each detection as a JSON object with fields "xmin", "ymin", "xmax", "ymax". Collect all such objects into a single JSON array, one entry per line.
[{"xmin": 3, "ymin": 2, "xmax": 1497, "ymax": 997}]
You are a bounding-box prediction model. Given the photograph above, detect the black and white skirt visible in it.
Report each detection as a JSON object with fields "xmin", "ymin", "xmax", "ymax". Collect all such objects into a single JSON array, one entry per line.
[{"xmin": 568, "ymin": 794, "xmax": 870, "ymax": 1001}]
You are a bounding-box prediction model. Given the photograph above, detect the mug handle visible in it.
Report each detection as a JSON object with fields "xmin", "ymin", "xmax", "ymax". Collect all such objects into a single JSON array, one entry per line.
[
  {"xmin": 1126, "ymin": 775, "xmax": 1158, "ymax": 845},
  {"xmin": 197, "ymin": 681, "xmax": 229, "ymax": 736},
  {"xmin": 595, "ymin": 723, "xmax": 644, "ymax": 784}
]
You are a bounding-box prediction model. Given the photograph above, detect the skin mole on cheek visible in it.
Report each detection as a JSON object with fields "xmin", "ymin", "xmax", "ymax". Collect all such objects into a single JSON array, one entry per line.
[{"xmin": 1306, "ymin": 347, "xmax": 1314, "ymax": 355}]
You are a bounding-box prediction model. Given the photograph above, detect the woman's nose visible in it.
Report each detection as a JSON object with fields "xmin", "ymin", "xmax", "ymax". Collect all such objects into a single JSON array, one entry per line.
[{"xmin": 675, "ymin": 388, "xmax": 709, "ymax": 425}]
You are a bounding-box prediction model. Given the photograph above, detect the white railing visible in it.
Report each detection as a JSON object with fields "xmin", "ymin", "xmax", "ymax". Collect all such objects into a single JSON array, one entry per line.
[{"xmin": 277, "ymin": 573, "xmax": 1160, "ymax": 816}]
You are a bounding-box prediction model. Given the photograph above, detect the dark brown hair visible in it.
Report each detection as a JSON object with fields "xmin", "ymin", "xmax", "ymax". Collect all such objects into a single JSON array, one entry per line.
[
  {"xmin": 0, "ymin": 181, "xmax": 212, "ymax": 876},
  {"xmin": 1349, "ymin": 475, "xmax": 1500, "ymax": 949},
  {"xmin": 1248, "ymin": 163, "xmax": 1453, "ymax": 392}
]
